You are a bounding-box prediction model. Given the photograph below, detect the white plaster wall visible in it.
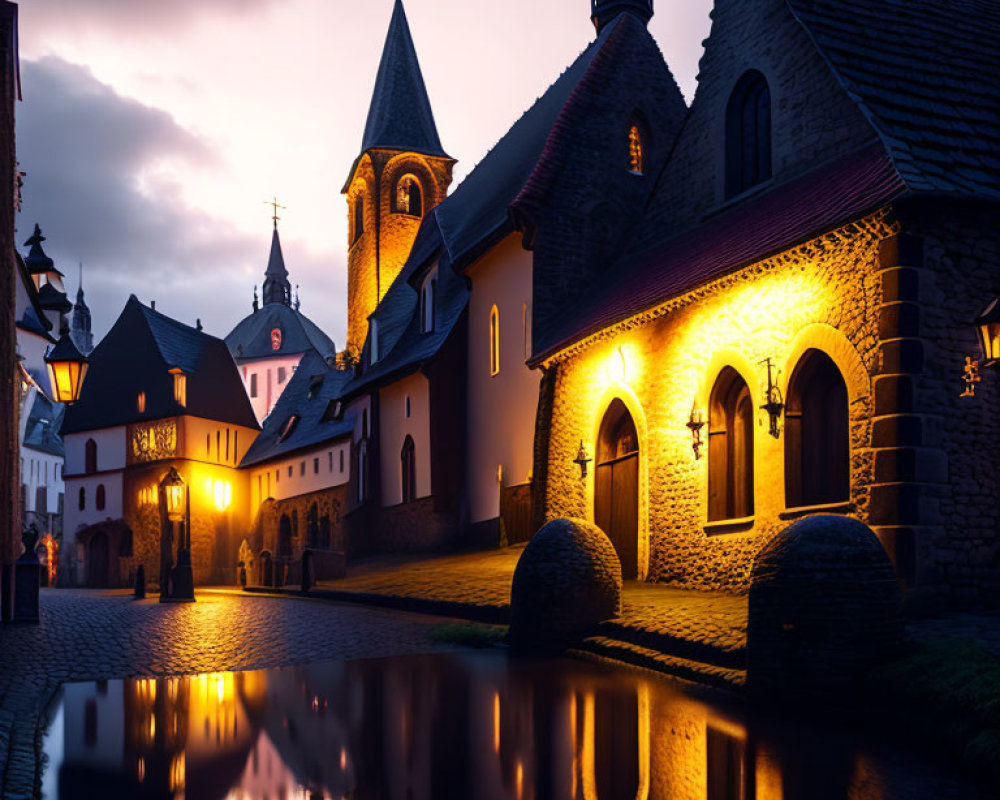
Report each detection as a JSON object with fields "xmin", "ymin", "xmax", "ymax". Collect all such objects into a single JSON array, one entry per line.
[
  {"xmin": 466, "ymin": 235, "xmax": 540, "ymax": 523},
  {"xmin": 240, "ymin": 354, "xmax": 304, "ymax": 423},
  {"xmin": 379, "ymin": 373, "xmax": 431, "ymax": 506},
  {"xmin": 64, "ymin": 473, "xmax": 124, "ymax": 533},
  {"xmin": 64, "ymin": 428, "xmax": 127, "ymax": 475},
  {"xmin": 182, "ymin": 416, "xmax": 258, "ymax": 468},
  {"xmin": 250, "ymin": 440, "xmax": 351, "ymax": 512},
  {"xmin": 21, "ymin": 448, "xmax": 64, "ymax": 514}
]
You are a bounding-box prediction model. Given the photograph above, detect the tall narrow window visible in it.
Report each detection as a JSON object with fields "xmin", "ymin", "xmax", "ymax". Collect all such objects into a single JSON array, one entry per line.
[
  {"xmin": 396, "ymin": 175, "xmax": 423, "ymax": 217},
  {"xmin": 357, "ymin": 440, "xmax": 368, "ymax": 503},
  {"xmin": 725, "ymin": 70, "xmax": 772, "ymax": 198},
  {"xmin": 85, "ymin": 439, "xmax": 97, "ymax": 474},
  {"xmin": 78, "ymin": 486, "xmax": 85, "ymax": 511},
  {"xmin": 370, "ymin": 319, "xmax": 380, "ymax": 364},
  {"xmin": 628, "ymin": 123, "xmax": 644, "ymax": 175},
  {"xmin": 420, "ymin": 272, "xmax": 437, "ymax": 333},
  {"xmin": 96, "ymin": 484, "xmax": 106, "ymax": 512},
  {"xmin": 172, "ymin": 371, "xmax": 187, "ymax": 407},
  {"xmin": 401, "ymin": 435, "xmax": 416, "ymax": 504},
  {"xmin": 785, "ymin": 350, "xmax": 850, "ymax": 508},
  {"xmin": 708, "ymin": 367, "xmax": 754, "ymax": 521},
  {"xmin": 250, "ymin": 373, "xmax": 258, "ymax": 398},
  {"xmin": 137, "ymin": 392, "xmax": 146, "ymax": 414},
  {"xmin": 353, "ymin": 193, "xmax": 365, "ymax": 243},
  {"xmin": 489, "ymin": 305, "xmax": 500, "ymax": 376}
]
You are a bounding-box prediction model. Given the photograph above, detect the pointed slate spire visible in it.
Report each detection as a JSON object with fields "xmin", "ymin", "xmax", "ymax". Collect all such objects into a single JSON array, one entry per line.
[
  {"xmin": 261, "ymin": 226, "xmax": 291, "ymax": 306},
  {"xmin": 591, "ymin": 0, "xmax": 653, "ymax": 34},
  {"xmin": 24, "ymin": 223, "xmax": 60, "ymax": 275},
  {"xmin": 361, "ymin": 0, "xmax": 449, "ymax": 158},
  {"xmin": 71, "ymin": 262, "xmax": 94, "ymax": 356}
]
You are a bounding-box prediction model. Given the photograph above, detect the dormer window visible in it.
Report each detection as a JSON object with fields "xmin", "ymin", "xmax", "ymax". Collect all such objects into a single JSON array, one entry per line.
[
  {"xmin": 395, "ymin": 175, "xmax": 423, "ymax": 217},
  {"xmin": 725, "ymin": 70, "xmax": 772, "ymax": 199},
  {"xmin": 370, "ymin": 319, "xmax": 380, "ymax": 364},
  {"xmin": 171, "ymin": 369, "xmax": 187, "ymax": 407},
  {"xmin": 308, "ymin": 374, "xmax": 324, "ymax": 400},
  {"xmin": 137, "ymin": 392, "xmax": 146, "ymax": 414},
  {"xmin": 352, "ymin": 193, "xmax": 365, "ymax": 244},
  {"xmin": 628, "ymin": 123, "xmax": 644, "ymax": 175},
  {"xmin": 323, "ymin": 399, "xmax": 343, "ymax": 422},
  {"xmin": 420, "ymin": 270, "xmax": 437, "ymax": 334},
  {"xmin": 279, "ymin": 415, "xmax": 300, "ymax": 442}
]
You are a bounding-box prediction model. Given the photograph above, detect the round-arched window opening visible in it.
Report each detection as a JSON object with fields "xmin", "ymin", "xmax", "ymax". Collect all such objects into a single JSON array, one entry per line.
[
  {"xmin": 628, "ymin": 124, "xmax": 644, "ymax": 175},
  {"xmin": 396, "ymin": 175, "xmax": 423, "ymax": 217}
]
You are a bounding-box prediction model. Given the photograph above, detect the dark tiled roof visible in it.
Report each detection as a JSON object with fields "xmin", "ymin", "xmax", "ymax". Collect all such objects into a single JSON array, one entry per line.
[
  {"xmin": 23, "ymin": 223, "xmax": 63, "ymax": 276},
  {"xmin": 360, "ymin": 0, "xmax": 449, "ymax": 160},
  {"xmin": 22, "ymin": 392, "xmax": 64, "ymax": 457},
  {"xmin": 534, "ymin": 142, "xmax": 906, "ymax": 362},
  {"xmin": 240, "ymin": 350, "xmax": 354, "ymax": 467},
  {"xmin": 788, "ymin": 0, "xmax": 1000, "ymax": 200},
  {"xmin": 36, "ymin": 281, "xmax": 71, "ymax": 313},
  {"xmin": 62, "ymin": 296, "xmax": 259, "ymax": 435},
  {"xmin": 225, "ymin": 302, "xmax": 337, "ymax": 363},
  {"xmin": 15, "ymin": 253, "xmax": 55, "ymax": 341}
]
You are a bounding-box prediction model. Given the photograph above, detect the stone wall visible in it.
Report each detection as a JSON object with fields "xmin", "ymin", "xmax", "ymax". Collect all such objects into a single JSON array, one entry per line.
[{"xmin": 541, "ymin": 210, "xmax": 895, "ymax": 591}]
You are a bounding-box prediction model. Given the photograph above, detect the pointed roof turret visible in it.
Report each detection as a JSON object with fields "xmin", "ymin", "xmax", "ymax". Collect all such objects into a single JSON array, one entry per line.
[
  {"xmin": 71, "ymin": 263, "xmax": 94, "ymax": 356},
  {"xmin": 262, "ymin": 226, "xmax": 291, "ymax": 306},
  {"xmin": 23, "ymin": 223, "xmax": 63, "ymax": 277},
  {"xmin": 361, "ymin": 0, "xmax": 449, "ymax": 159},
  {"xmin": 591, "ymin": 0, "xmax": 653, "ymax": 34}
]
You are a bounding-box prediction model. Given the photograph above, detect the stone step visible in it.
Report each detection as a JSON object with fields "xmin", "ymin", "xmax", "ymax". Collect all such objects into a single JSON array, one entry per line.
[
  {"xmin": 595, "ymin": 619, "xmax": 747, "ymax": 670},
  {"xmin": 573, "ymin": 636, "xmax": 747, "ymax": 692}
]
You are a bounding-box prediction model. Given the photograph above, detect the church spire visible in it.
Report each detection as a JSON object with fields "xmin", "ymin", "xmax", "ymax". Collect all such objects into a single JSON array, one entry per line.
[
  {"xmin": 591, "ymin": 0, "xmax": 653, "ymax": 34},
  {"xmin": 70, "ymin": 262, "xmax": 94, "ymax": 356},
  {"xmin": 261, "ymin": 225, "xmax": 291, "ymax": 306},
  {"xmin": 361, "ymin": 0, "xmax": 449, "ymax": 159}
]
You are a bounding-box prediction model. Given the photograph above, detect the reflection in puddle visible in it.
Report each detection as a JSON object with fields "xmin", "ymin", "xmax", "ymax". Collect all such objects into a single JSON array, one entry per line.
[{"xmin": 43, "ymin": 652, "xmax": 981, "ymax": 800}]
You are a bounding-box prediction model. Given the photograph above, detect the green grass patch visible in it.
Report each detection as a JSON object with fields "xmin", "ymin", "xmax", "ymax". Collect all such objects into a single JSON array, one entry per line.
[
  {"xmin": 430, "ymin": 622, "xmax": 508, "ymax": 649},
  {"xmin": 867, "ymin": 640, "xmax": 1000, "ymax": 789}
]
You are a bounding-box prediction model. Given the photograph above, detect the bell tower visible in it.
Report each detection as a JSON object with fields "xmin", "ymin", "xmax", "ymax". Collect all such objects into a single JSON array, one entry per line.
[{"xmin": 344, "ymin": 0, "xmax": 454, "ymax": 356}]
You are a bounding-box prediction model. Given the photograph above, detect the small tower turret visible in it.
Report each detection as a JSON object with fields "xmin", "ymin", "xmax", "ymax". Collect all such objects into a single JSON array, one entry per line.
[
  {"xmin": 591, "ymin": 0, "xmax": 653, "ymax": 34},
  {"xmin": 70, "ymin": 263, "xmax": 94, "ymax": 356}
]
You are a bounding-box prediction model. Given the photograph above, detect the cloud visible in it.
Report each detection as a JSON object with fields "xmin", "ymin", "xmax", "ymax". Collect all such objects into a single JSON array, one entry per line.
[{"xmin": 15, "ymin": 56, "xmax": 346, "ymax": 345}]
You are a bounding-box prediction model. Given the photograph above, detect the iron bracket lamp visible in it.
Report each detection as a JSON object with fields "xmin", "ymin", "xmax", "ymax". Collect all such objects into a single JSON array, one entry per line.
[
  {"xmin": 573, "ymin": 440, "xmax": 593, "ymax": 479},
  {"xmin": 687, "ymin": 407, "xmax": 706, "ymax": 459},
  {"xmin": 759, "ymin": 357, "xmax": 785, "ymax": 439},
  {"xmin": 44, "ymin": 332, "xmax": 89, "ymax": 405},
  {"xmin": 965, "ymin": 298, "xmax": 1000, "ymax": 397}
]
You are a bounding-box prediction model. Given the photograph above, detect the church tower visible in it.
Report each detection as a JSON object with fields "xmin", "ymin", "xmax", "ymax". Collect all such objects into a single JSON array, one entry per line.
[
  {"xmin": 70, "ymin": 264, "xmax": 94, "ymax": 356},
  {"xmin": 343, "ymin": 0, "xmax": 454, "ymax": 356}
]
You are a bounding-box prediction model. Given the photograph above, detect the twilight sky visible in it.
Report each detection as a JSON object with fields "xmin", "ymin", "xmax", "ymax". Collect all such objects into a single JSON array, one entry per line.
[{"xmin": 16, "ymin": 0, "xmax": 713, "ymax": 345}]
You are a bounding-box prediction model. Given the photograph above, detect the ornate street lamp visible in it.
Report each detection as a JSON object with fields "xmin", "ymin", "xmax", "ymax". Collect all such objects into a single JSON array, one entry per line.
[
  {"xmin": 759, "ymin": 357, "xmax": 785, "ymax": 439},
  {"xmin": 158, "ymin": 467, "xmax": 195, "ymax": 603},
  {"xmin": 44, "ymin": 333, "xmax": 89, "ymax": 405}
]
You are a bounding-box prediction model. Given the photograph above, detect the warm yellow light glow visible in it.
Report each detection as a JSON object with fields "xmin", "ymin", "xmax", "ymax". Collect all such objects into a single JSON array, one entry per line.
[
  {"xmin": 172, "ymin": 371, "xmax": 187, "ymax": 407},
  {"xmin": 137, "ymin": 757, "xmax": 145, "ymax": 783},
  {"xmin": 492, "ymin": 692, "xmax": 501, "ymax": 754},
  {"xmin": 608, "ymin": 345, "xmax": 628, "ymax": 384},
  {"xmin": 490, "ymin": 304, "xmax": 500, "ymax": 376},
  {"xmin": 137, "ymin": 391, "xmax": 146, "ymax": 413},
  {"xmin": 212, "ymin": 480, "xmax": 233, "ymax": 512},
  {"xmin": 45, "ymin": 359, "xmax": 87, "ymax": 405},
  {"xmin": 165, "ymin": 483, "xmax": 185, "ymax": 520},
  {"xmin": 515, "ymin": 760, "xmax": 524, "ymax": 800},
  {"xmin": 170, "ymin": 754, "xmax": 185, "ymax": 792}
]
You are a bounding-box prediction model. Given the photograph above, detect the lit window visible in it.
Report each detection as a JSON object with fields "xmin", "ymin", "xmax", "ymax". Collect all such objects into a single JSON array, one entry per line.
[
  {"xmin": 353, "ymin": 193, "xmax": 365, "ymax": 243},
  {"xmin": 395, "ymin": 175, "xmax": 423, "ymax": 217},
  {"xmin": 489, "ymin": 305, "xmax": 500, "ymax": 376},
  {"xmin": 279, "ymin": 415, "xmax": 299, "ymax": 442},
  {"xmin": 628, "ymin": 123, "xmax": 643, "ymax": 175},
  {"xmin": 137, "ymin": 392, "xmax": 146, "ymax": 413},
  {"xmin": 171, "ymin": 370, "xmax": 187, "ymax": 407}
]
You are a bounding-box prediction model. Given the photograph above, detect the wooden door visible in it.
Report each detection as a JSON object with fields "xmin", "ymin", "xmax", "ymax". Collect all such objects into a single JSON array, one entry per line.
[
  {"xmin": 595, "ymin": 400, "xmax": 640, "ymax": 578},
  {"xmin": 88, "ymin": 532, "xmax": 109, "ymax": 588}
]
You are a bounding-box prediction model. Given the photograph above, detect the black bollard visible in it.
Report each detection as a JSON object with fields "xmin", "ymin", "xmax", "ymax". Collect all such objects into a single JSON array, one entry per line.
[{"xmin": 134, "ymin": 564, "xmax": 146, "ymax": 599}]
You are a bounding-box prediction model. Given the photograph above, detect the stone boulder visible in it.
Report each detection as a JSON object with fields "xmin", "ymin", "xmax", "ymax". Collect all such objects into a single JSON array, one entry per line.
[
  {"xmin": 748, "ymin": 515, "xmax": 904, "ymax": 701},
  {"xmin": 509, "ymin": 518, "xmax": 622, "ymax": 648}
]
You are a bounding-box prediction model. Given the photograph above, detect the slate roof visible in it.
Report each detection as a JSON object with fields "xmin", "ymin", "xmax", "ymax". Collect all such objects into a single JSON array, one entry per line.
[
  {"xmin": 23, "ymin": 223, "xmax": 63, "ymax": 277},
  {"xmin": 533, "ymin": 142, "xmax": 907, "ymax": 362},
  {"xmin": 22, "ymin": 392, "xmax": 64, "ymax": 457},
  {"xmin": 240, "ymin": 350, "xmax": 355, "ymax": 467},
  {"xmin": 15, "ymin": 253, "xmax": 55, "ymax": 341},
  {"xmin": 226, "ymin": 303, "xmax": 337, "ymax": 363},
  {"xmin": 261, "ymin": 227, "xmax": 292, "ymax": 306},
  {"xmin": 36, "ymin": 281, "xmax": 71, "ymax": 313},
  {"xmin": 359, "ymin": 0, "xmax": 449, "ymax": 160},
  {"xmin": 340, "ymin": 19, "xmax": 628, "ymax": 398},
  {"xmin": 787, "ymin": 0, "xmax": 1000, "ymax": 200},
  {"xmin": 62, "ymin": 296, "xmax": 259, "ymax": 436}
]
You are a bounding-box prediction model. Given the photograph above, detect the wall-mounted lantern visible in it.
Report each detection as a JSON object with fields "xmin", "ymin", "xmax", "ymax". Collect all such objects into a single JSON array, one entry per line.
[
  {"xmin": 573, "ymin": 440, "xmax": 593, "ymax": 479},
  {"xmin": 975, "ymin": 298, "xmax": 1000, "ymax": 367},
  {"xmin": 759, "ymin": 357, "xmax": 784, "ymax": 439},
  {"xmin": 687, "ymin": 406, "xmax": 705, "ymax": 459},
  {"xmin": 44, "ymin": 333, "xmax": 89, "ymax": 405}
]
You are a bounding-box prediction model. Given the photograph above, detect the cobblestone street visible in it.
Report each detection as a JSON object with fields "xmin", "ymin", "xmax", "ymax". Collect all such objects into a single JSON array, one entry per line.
[{"xmin": 0, "ymin": 589, "xmax": 446, "ymax": 799}]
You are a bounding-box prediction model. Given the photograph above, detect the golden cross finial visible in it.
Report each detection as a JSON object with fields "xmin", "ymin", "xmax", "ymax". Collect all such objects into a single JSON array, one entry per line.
[{"xmin": 264, "ymin": 196, "xmax": 286, "ymax": 229}]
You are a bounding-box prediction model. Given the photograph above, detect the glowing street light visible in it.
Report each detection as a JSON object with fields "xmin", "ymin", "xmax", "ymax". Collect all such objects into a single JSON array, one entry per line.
[{"xmin": 44, "ymin": 333, "xmax": 89, "ymax": 405}]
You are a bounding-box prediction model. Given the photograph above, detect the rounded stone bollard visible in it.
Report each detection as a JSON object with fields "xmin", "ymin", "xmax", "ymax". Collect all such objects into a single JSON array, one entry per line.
[
  {"xmin": 747, "ymin": 515, "xmax": 904, "ymax": 702},
  {"xmin": 509, "ymin": 518, "xmax": 622, "ymax": 648}
]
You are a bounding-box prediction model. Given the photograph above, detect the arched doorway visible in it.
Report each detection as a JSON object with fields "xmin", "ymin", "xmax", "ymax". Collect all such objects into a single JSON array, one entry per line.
[
  {"xmin": 595, "ymin": 399, "xmax": 639, "ymax": 578},
  {"xmin": 88, "ymin": 531, "xmax": 109, "ymax": 588}
]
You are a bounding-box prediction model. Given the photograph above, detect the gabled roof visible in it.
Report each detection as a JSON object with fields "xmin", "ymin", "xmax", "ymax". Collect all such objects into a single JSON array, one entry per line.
[
  {"xmin": 240, "ymin": 350, "xmax": 354, "ymax": 467},
  {"xmin": 226, "ymin": 303, "xmax": 336, "ymax": 363},
  {"xmin": 360, "ymin": 0, "xmax": 449, "ymax": 160},
  {"xmin": 62, "ymin": 296, "xmax": 259, "ymax": 435},
  {"xmin": 22, "ymin": 392, "xmax": 64, "ymax": 457},
  {"xmin": 788, "ymin": 0, "xmax": 1000, "ymax": 200},
  {"xmin": 534, "ymin": 142, "xmax": 906, "ymax": 362}
]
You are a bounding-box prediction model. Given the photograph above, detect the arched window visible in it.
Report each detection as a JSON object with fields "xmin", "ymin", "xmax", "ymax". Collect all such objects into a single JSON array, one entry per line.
[
  {"xmin": 708, "ymin": 367, "xmax": 754, "ymax": 521},
  {"xmin": 420, "ymin": 271, "xmax": 437, "ymax": 333},
  {"xmin": 78, "ymin": 486, "xmax": 86, "ymax": 511},
  {"xmin": 785, "ymin": 350, "xmax": 850, "ymax": 508},
  {"xmin": 307, "ymin": 502, "xmax": 319, "ymax": 548},
  {"xmin": 489, "ymin": 305, "xmax": 500, "ymax": 376},
  {"xmin": 357, "ymin": 440, "xmax": 368, "ymax": 503},
  {"xmin": 401, "ymin": 435, "xmax": 416, "ymax": 504},
  {"xmin": 96, "ymin": 484, "xmax": 106, "ymax": 511},
  {"xmin": 85, "ymin": 439, "xmax": 97, "ymax": 474},
  {"xmin": 353, "ymin": 193, "xmax": 365, "ymax": 243},
  {"xmin": 396, "ymin": 175, "xmax": 423, "ymax": 217},
  {"xmin": 628, "ymin": 123, "xmax": 644, "ymax": 175},
  {"xmin": 725, "ymin": 70, "xmax": 772, "ymax": 198}
]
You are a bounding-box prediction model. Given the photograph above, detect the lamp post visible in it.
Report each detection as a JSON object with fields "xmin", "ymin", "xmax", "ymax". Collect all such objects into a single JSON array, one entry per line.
[
  {"xmin": 159, "ymin": 467, "xmax": 195, "ymax": 603},
  {"xmin": 44, "ymin": 332, "xmax": 89, "ymax": 405}
]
